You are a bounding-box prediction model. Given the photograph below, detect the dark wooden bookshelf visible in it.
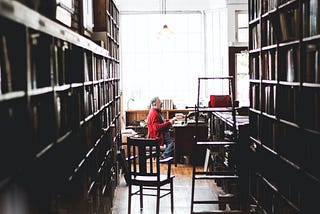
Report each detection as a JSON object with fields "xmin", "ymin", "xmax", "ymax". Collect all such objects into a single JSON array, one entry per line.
[
  {"xmin": 0, "ymin": 0, "xmax": 121, "ymax": 213},
  {"xmin": 249, "ymin": 0, "xmax": 320, "ymax": 213}
]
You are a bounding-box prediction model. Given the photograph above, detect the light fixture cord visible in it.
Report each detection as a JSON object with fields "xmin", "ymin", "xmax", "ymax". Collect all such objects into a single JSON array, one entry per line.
[
  {"xmin": 160, "ymin": 0, "xmax": 167, "ymax": 15},
  {"xmin": 160, "ymin": 0, "xmax": 163, "ymax": 14}
]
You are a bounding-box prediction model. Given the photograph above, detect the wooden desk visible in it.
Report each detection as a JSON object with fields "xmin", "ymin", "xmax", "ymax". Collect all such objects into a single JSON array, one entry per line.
[{"xmin": 173, "ymin": 122, "xmax": 208, "ymax": 165}]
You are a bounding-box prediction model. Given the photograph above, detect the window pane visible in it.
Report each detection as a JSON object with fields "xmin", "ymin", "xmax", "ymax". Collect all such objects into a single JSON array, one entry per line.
[
  {"xmin": 238, "ymin": 28, "xmax": 248, "ymax": 43},
  {"xmin": 238, "ymin": 13, "xmax": 248, "ymax": 28},
  {"xmin": 237, "ymin": 12, "xmax": 248, "ymax": 43},
  {"xmin": 121, "ymin": 13, "xmax": 204, "ymax": 110}
]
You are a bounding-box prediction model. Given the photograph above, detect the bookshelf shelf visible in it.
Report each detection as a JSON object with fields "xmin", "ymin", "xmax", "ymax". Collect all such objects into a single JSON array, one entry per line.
[
  {"xmin": 0, "ymin": 0, "xmax": 121, "ymax": 213},
  {"xmin": 249, "ymin": 0, "xmax": 320, "ymax": 212}
]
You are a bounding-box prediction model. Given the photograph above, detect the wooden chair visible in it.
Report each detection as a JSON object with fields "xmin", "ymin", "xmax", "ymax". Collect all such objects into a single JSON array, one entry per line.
[{"xmin": 126, "ymin": 137, "xmax": 175, "ymax": 214}]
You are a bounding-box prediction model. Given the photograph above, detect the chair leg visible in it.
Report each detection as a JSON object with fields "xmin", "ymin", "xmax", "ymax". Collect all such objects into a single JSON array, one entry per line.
[
  {"xmin": 140, "ymin": 186, "xmax": 143, "ymax": 209},
  {"xmin": 156, "ymin": 186, "xmax": 160, "ymax": 214},
  {"xmin": 128, "ymin": 185, "xmax": 132, "ymax": 214},
  {"xmin": 170, "ymin": 181, "xmax": 174, "ymax": 213}
]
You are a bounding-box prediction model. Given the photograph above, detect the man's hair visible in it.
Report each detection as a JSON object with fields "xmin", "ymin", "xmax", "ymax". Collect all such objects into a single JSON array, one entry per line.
[{"xmin": 150, "ymin": 97, "xmax": 159, "ymax": 106}]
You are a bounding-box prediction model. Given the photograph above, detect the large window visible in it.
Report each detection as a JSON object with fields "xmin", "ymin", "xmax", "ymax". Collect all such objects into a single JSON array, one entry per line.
[
  {"xmin": 120, "ymin": 12, "xmax": 204, "ymax": 109},
  {"xmin": 235, "ymin": 10, "xmax": 248, "ymax": 43}
]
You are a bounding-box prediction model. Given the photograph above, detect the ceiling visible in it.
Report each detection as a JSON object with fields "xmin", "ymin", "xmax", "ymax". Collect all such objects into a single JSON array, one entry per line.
[{"xmin": 115, "ymin": 0, "xmax": 247, "ymax": 12}]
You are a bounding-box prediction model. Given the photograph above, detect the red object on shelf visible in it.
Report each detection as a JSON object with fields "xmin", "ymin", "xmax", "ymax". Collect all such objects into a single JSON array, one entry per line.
[{"xmin": 209, "ymin": 95, "xmax": 231, "ymax": 107}]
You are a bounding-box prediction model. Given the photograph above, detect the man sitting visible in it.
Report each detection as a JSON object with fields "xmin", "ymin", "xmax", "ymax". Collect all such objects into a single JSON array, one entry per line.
[{"xmin": 147, "ymin": 97, "xmax": 175, "ymax": 159}]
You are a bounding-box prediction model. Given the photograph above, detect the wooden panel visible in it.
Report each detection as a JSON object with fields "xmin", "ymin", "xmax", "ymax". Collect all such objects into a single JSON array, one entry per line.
[{"xmin": 125, "ymin": 110, "xmax": 149, "ymax": 126}]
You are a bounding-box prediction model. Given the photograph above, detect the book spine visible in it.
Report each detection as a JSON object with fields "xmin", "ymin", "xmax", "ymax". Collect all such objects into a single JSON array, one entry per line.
[{"xmin": 1, "ymin": 35, "xmax": 12, "ymax": 93}]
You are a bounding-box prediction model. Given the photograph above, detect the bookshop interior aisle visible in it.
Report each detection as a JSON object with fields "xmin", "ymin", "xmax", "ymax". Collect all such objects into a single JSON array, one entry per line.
[{"xmin": 1, "ymin": 0, "xmax": 320, "ymax": 214}]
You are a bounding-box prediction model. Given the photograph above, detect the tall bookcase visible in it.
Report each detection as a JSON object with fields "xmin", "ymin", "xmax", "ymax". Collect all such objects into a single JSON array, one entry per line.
[
  {"xmin": 93, "ymin": 0, "xmax": 120, "ymax": 61},
  {"xmin": 249, "ymin": 0, "xmax": 320, "ymax": 213},
  {"xmin": 0, "ymin": 0, "xmax": 121, "ymax": 213}
]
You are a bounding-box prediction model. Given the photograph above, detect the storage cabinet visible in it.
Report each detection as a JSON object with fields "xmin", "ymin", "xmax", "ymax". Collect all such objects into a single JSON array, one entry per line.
[
  {"xmin": 248, "ymin": 0, "xmax": 320, "ymax": 212},
  {"xmin": 0, "ymin": 0, "xmax": 120, "ymax": 213}
]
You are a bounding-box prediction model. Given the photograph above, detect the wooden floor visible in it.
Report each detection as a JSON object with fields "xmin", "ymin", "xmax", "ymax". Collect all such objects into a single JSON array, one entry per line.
[{"xmin": 111, "ymin": 163, "xmax": 225, "ymax": 214}]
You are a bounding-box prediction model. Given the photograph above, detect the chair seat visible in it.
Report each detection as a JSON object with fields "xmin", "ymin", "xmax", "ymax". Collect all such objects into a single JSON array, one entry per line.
[{"xmin": 130, "ymin": 174, "xmax": 175, "ymax": 185}]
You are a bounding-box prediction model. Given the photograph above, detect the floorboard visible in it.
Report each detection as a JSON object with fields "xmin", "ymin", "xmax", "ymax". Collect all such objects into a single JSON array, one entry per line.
[{"xmin": 112, "ymin": 163, "xmax": 225, "ymax": 214}]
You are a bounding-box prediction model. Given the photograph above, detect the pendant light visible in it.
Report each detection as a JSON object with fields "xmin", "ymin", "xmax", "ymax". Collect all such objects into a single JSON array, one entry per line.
[{"xmin": 158, "ymin": 0, "xmax": 174, "ymax": 39}]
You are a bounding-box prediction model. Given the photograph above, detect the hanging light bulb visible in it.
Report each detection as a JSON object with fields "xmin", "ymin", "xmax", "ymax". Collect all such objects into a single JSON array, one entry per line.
[
  {"xmin": 157, "ymin": 0, "xmax": 174, "ymax": 39},
  {"xmin": 158, "ymin": 24, "xmax": 174, "ymax": 39}
]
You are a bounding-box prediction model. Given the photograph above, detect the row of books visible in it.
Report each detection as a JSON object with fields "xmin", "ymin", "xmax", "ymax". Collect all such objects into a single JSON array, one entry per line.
[
  {"xmin": 301, "ymin": 88, "xmax": 320, "ymax": 131},
  {"xmin": 106, "ymin": 14, "xmax": 119, "ymax": 43},
  {"xmin": 251, "ymin": 24, "xmax": 261, "ymax": 50},
  {"xmin": 107, "ymin": 38, "xmax": 120, "ymax": 59},
  {"xmin": 250, "ymin": 122, "xmax": 320, "ymax": 212},
  {"xmin": 252, "ymin": 84, "xmax": 313, "ymax": 128},
  {"xmin": 277, "ymin": 85, "xmax": 299, "ymax": 123},
  {"xmin": 249, "ymin": 0, "xmax": 320, "ymax": 212},
  {"xmin": 254, "ymin": 0, "xmax": 320, "ymax": 44},
  {"xmin": 249, "ymin": 171, "xmax": 302, "ymax": 213},
  {"xmin": 55, "ymin": 80, "xmax": 119, "ymax": 140},
  {"xmin": 302, "ymin": 0, "xmax": 320, "ymax": 37},
  {"xmin": 251, "ymin": 112, "xmax": 320, "ymax": 181},
  {"xmin": 250, "ymin": 0, "xmax": 261, "ymax": 20},
  {"xmin": 0, "ymin": 1, "xmax": 121, "ymax": 213},
  {"xmin": 305, "ymin": 44, "xmax": 320, "ymax": 83},
  {"xmin": 262, "ymin": 0, "xmax": 278, "ymax": 14},
  {"xmin": 262, "ymin": 19, "xmax": 277, "ymax": 46},
  {"xmin": 251, "ymin": 0, "xmax": 298, "ymax": 21},
  {"xmin": 31, "ymin": 92, "xmax": 57, "ymax": 152},
  {"xmin": 161, "ymin": 99, "xmax": 175, "ymax": 110},
  {"xmin": 262, "ymin": 85, "xmax": 276, "ymax": 115},
  {"xmin": 278, "ymin": 8, "xmax": 299, "ymax": 42},
  {"xmin": 0, "ymin": 33, "xmax": 118, "ymax": 95},
  {"xmin": 30, "ymin": 31, "xmax": 53, "ymax": 89},
  {"xmin": 259, "ymin": 117, "xmax": 276, "ymax": 150},
  {"xmin": 93, "ymin": 0, "xmax": 120, "ymax": 61},
  {"xmin": 107, "ymin": 0, "xmax": 119, "ymax": 24},
  {"xmin": 250, "ymin": 55, "xmax": 260, "ymax": 80},
  {"xmin": 284, "ymin": 48, "xmax": 299, "ymax": 82},
  {"xmin": 261, "ymin": 50, "xmax": 277, "ymax": 80},
  {"xmin": 69, "ymin": 118, "xmax": 117, "ymax": 213},
  {"xmin": 0, "ymin": 23, "xmax": 27, "ymax": 93},
  {"xmin": 251, "ymin": 46, "xmax": 320, "ymax": 84},
  {"xmin": 261, "ymin": 0, "xmax": 319, "ymax": 42},
  {"xmin": 84, "ymin": 51, "xmax": 115, "ymax": 82},
  {"xmin": 276, "ymin": 85, "xmax": 319, "ymax": 132},
  {"xmin": 250, "ymin": 84, "xmax": 260, "ymax": 110}
]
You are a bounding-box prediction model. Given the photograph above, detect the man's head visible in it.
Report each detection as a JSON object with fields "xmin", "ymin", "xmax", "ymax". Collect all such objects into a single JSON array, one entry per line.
[{"xmin": 151, "ymin": 97, "xmax": 162, "ymax": 110}]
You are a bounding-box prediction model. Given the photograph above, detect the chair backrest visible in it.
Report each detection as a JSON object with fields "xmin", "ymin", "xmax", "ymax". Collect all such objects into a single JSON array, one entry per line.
[{"xmin": 127, "ymin": 137, "xmax": 161, "ymax": 179}]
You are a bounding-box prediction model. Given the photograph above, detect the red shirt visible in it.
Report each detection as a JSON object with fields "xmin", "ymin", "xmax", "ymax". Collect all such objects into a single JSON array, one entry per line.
[{"xmin": 147, "ymin": 108, "xmax": 172, "ymax": 146}]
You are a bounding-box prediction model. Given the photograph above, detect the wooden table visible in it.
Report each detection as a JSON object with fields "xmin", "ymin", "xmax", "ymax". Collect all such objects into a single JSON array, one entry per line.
[{"xmin": 173, "ymin": 122, "xmax": 208, "ymax": 165}]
